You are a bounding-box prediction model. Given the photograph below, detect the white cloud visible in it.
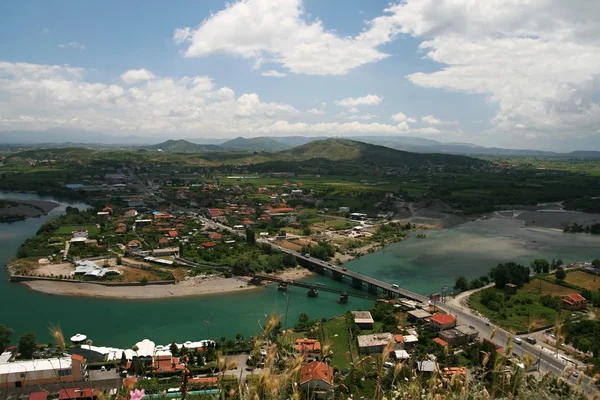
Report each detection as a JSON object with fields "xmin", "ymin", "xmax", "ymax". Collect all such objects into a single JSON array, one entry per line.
[
  {"xmin": 58, "ymin": 42, "xmax": 86, "ymax": 50},
  {"xmin": 349, "ymin": 113, "xmax": 378, "ymax": 121},
  {"xmin": 413, "ymin": 127, "xmax": 442, "ymax": 135},
  {"xmin": 421, "ymin": 115, "xmax": 457, "ymax": 126},
  {"xmin": 120, "ymin": 69, "xmax": 156, "ymax": 84},
  {"xmin": 261, "ymin": 70, "xmax": 287, "ymax": 78},
  {"xmin": 335, "ymin": 95, "xmax": 382, "ymax": 108},
  {"xmin": 391, "ymin": 112, "xmax": 416, "ymax": 123},
  {"xmin": 0, "ymin": 61, "xmax": 460, "ymax": 138},
  {"xmin": 370, "ymin": 0, "xmax": 600, "ymax": 138},
  {"xmin": 173, "ymin": 0, "xmax": 397, "ymax": 75}
]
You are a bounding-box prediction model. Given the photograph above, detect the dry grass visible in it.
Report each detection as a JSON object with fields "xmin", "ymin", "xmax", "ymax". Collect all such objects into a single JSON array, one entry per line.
[
  {"xmin": 521, "ymin": 279, "xmax": 575, "ymax": 296},
  {"xmin": 565, "ymin": 270, "xmax": 600, "ymax": 291},
  {"xmin": 118, "ymin": 266, "xmax": 163, "ymax": 282}
]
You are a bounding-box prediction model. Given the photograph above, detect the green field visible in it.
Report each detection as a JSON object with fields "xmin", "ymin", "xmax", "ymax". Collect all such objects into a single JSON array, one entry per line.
[
  {"xmin": 321, "ymin": 316, "xmax": 353, "ymax": 369},
  {"xmin": 55, "ymin": 225, "xmax": 100, "ymax": 235},
  {"xmin": 469, "ymin": 279, "xmax": 576, "ymax": 332}
]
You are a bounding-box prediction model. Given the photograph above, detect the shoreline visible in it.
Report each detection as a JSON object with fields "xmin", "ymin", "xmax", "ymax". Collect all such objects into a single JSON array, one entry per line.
[
  {"xmin": 19, "ymin": 267, "xmax": 315, "ymax": 300},
  {"xmin": 0, "ymin": 198, "xmax": 60, "ymax": 219}
]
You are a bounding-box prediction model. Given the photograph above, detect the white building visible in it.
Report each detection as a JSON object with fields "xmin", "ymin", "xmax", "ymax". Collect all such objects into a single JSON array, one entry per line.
[{"xmin": 72, "ymin": 261, "xmax": 121, "ymax": 278}]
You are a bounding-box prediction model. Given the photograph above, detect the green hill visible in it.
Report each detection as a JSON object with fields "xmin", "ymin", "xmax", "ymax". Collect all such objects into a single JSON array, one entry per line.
[
  {"xmin": 220, "ymin": 136, "xmax": 291, "ymax": 152},
  {"xmin": 144, "ymin": 139, "xmax": 221, "ymax": 153},
  {"xmin": 278, "ymin": 138, "xmax": 484, "ymax": 166}
]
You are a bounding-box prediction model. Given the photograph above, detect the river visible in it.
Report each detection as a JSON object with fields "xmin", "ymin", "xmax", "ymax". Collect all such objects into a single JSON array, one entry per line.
[{"xmin": 1, "ymin": 193, "xmax": 600, "ymax": 348}]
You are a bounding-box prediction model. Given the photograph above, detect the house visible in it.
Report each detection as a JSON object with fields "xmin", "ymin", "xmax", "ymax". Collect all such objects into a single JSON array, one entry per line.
[
  {"xmin": 115, "ymin": 223, "xmax": 127, "ymax": 234},
  {"xmin": 102, "ymin": 206, "xmax": 113, "ymax": 214},
  {"xmin": 407, "ymin": 309, "xmax": 432, "ymax": 323},
  {"xmin": 97, "ymin": 211, "xmax": 110, "ymax": 218},
  {"xmin": 158, "ymin": 238, "xmax": 170, "ymax": 248},
  {"xmin": 505, "ymin": 283, "xmax": 518, "ymax": 294},
  {"xmin": 357, "ymin": 333, "xmax": 393, "ymax": 354},
  {"xmin": 0, "ymin": 354, "xmax": 86, "ymax": 389},
  {"xmin": 433, "ymin": 337, "xmax": 449, "ymax": 349},
  {"xmin": 128, "ymin": 240, "xmax": 142, "ymax": 250},
  {"xmin": 416, "ymin": 360, "xmax": 439, "ymax": 374},
  {"xmin": 429, "ymin": 313, "xmax": 456, "ymax": 331},
  {"xmin": 294, "ymin": 338, "xmax": 321, "ymax": 361},
  {"xmin": 58, "ymin": 388, "xmax": 98, "ymax": 400},
  {"xmin": 152, "ymin": 247, "xmax": 179, "ymax": 257},
  {"xmin": 126, "ymin": 209, "xmax": 138, "ymax": 218},
  {"xmin": 70, "ymin": 229, "xmax": 89, "ymax": 243},
  {"xmin": 454, "ymin": 325, "xmax": 479, "ymax": 342},
  {"xmin": 72, "ymin": 261, "xmax": 121, "ymax": 279},
  {"xmin": 338, "ymin": 207, "xmax": 350, "ymax": 213},
  {"xmin": 391, "ymin": 349, "xmax": 410, "ymax": 361},
  {"xmin": 128, "ymin": 198, "xmax": 144, "ymax": 208},
  {"xmin": 200, "ymin": 242, "xmax": 216, "ymax": 250},
  {"xmin": 562, "ymin": 293, "xmax": 587, "ymax": 310},
  {"xmin": 168, "ymin": 230, "xmax": 178, "ymax": 238},
  {"xmin": 134, "ymin": 219, "xmax": 152, "ymax": 227},
  {"xmin": 393, "ymin": 334, "xmax": 405, "ymax": 350},
  {"xmin": 208, "ymin": 232, "xmax": 223, "ymax": 240},
  {"xmin": 299, "ymin": 361, "xmax": 334, "ymax": 398},
  {"xmin": 351, "ymin": 311, "xmax": 374, "ymax": 329},
  {"xmin": 29, "ymin": 392, "xmax": 48, "ymax": 400}
]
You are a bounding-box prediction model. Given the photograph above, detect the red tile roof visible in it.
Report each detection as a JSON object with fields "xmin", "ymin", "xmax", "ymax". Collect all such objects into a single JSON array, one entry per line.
[
  {"xmin": 71, "ymin": 354, "xmax": 86, "ymax": 363},
  {"xmin": 295, "ymin": 338, "xmax": 321, "ymax": 353},
  {"xmin": 29, "ymin": 392, "xmax": 48, "ymax": 400},
  {"xmin": 300, "ymin": 361, "xmax": 334, "ymax": 385},
  {"xmin": 430, "ymin": 313, "xmax": 456, "ymax": 326},
  {"xmin": 168, "ymin": 230, "xmax": 178, "ymax": 238},
  {"xmin": 189, "ymin": 377, "xmax": 218, "ymax": 384},
  {"xmin": 208, "ymin": 233, "xmax": 223, "ymax": 239},
  {"xmin": 564, "ymin": 293, "xmax": 586, "ymax": 303},
  {"xmin": 394, "ymin": 334, "xmax": 404, "ymax": 344},
  {"xmin": 201, "ymin": 241, "xmax": 216, "ymax": 248},
  {"xmin": 433, "ymin": 338, "xmax": 448, "ymax": 348}
]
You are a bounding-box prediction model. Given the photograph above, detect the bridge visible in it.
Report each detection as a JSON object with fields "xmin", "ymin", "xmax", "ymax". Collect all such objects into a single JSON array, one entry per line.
[{"xmin": 249, "ymin": 273, "xmax": 379, "ymax": 300}]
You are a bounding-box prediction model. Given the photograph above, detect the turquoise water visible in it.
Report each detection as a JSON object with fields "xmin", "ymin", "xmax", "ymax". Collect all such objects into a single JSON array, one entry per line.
[
  {"xmin": 0, "ymin": 193, "xmax": 372, "ymax": 347},
  {"xmin": 1, "ymin": 193, "xmax": 599, "ymax": 349}
]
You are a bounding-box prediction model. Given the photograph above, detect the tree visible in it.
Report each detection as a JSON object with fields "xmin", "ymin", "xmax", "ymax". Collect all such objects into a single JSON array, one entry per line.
[
  {"xmin": 179, "ymin": 243, "xmax": 184, "ymax": 257},
  {"xmin": 454, "ymin": 276, "xmax": 469, "ymax": 292},
  {"xmin": 246, "ymin": 229, "xmax": 256, "ymax": 246},
  {"xmin": 0, "ymin": 325, "xmax": 13, "ymax": 353},
  {"xmin": 555, "ymin": 266, "xmax": 567, "ymax": 282},
  {"xmin": 170, "ymin": 342, "xmax": 179, "ymax": 356},
  {"xmin": 116, "ymin": 256, "xmax": 122, "ymax": 265},
  {"xmin": 592, "ymin": 259, "xmax": 600, "ymax": 268},
  {"xmin": 530, "ymin": 259, "xmax": 550, "ymax": 274},
  {"xmin": 18, "ymin": 332, "xmax": 37, "ymax": 359},
  {"xmin": 295, "ymin": 312, "xmax": 311, "ymax": 331},
  {"xmin": 489, "ymin": 262, "xmax": 530, "ymax": 289}
]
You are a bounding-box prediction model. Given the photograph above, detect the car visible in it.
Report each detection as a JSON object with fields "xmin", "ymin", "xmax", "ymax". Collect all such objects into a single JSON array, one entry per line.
[
  {"xmin": 526, "ymin": 337, "xmax": 537, "ymax": 344},
  {"xmin": 485, "ymin": 322, "xmax": 490, "ymax": 326},
  {"xmin": 513, "ymin": 337, "xmax": 523, "ymax": 345},
  {"xmin": 572, "ymin": 371, "xmax": 579, "ymax": 377},
  {"xmin": 342, "ymin": 268, "xmax": 348, "ymax": 271},
  {"xmin": 469, "ymin": 325, "xmax": 475, "ymax": 329}
]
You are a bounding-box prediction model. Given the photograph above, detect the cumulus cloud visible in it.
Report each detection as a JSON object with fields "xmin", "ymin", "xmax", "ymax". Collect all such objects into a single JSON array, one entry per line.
[
  {"xmin": 120, "ymin": 69, "xmax": 156, "ymax": 84},
  {"xmin": 307, "ymin": 108, "xmax": 325, "ymax": 115},
  {"xmin": 173, "ymin": 0, "xmax": 398, "ymax": 75},
  {"xmin": 261, "ymin": 70, "xmax": 287, "ymax": 78},
  {"xmin": 366, "ymin": 0, "xmax": 600, "ymax": 138},
  {"xmin": 348, "ymin": 114, "xmax": 378, "ymax": 121},
  {"xmin": 58, "ymin": 42, "xmax": 86, "ymax": 50},
  {"xmin": 391, "ymin": 112, "xmax": 416, "ymax": 123},
  {"xmin": 335, "ymin": 95, "xmax": 382, "ymax": 108},
  {"xmin": 421, "ymin": 115, "xmax": 457, "ymax": 126}
]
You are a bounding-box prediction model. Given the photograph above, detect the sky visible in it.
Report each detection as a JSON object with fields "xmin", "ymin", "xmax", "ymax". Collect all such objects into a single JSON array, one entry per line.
[{"xmin": 0, "ymin": 0, "xmax": 599, "ymax": 150}]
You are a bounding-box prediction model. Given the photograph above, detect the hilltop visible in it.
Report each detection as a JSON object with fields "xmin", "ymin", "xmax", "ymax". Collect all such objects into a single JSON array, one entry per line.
[
  {"xmin": 220, "ymin": 136, "xmax": 291, "ymax": 152},
  {"xmin": 144, "ymin": 139, "xmax": 221, "ymax": 153},
  {"xmin": 277, "ymin": 138, "xmax": 484, "ymax": 167}
]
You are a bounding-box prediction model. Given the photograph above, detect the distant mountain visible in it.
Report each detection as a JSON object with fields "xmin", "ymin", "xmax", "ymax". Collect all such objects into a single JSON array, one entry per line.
[
  {"xmin": 144, "ymin": 139, "xmax": 221, "ymax": 153},
  {"xmin": 220, "ymin": 137, "xmax": 292, "ymax": 152},
  {"xmin": 567, "ymin": 151, "xmax": 600, "ymax": 158},
  {"xmin": 0, "ymin": 129, "xmax": 156, "ymax": 145},
  {"xmin": 277, "ymin": 138, "xmax": 483, "ymax": 167}
]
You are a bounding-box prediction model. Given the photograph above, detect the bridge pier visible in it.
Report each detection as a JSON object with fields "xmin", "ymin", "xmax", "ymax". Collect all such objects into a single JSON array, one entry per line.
[
  {"xmin": 313, "ymin": 265, "xmax": 325, "ymax": 274},
  {"xmin": 368, "ymin": 283, "xmax": 378, "ymax": 295},
  {"xmin": 352, "ymin": 277, "xmax": 363, "ymax": 289},
  {"xmin": 332, "ymin": 271, "xmax": 343, "ymax": 281}
]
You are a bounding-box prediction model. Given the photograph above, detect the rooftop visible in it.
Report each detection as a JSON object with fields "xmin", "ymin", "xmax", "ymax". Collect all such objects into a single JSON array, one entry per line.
[
  {"xmin": 0, "ymin": 357, "xmax": 72, "ymax": 375},
  {"xmin": 430, "ymin": 313, "xmax": 456, "ymax": 325},
  {"xmin": 407, "ymin": 309, "xmax": 432, "ymax": 319},
  {"xmin": 300, "ymin": 361, "xmax": 334, "ymax": 385},
  {"xmin": 351, "ymin": 311, "xmax": 375, "ymax": 324},
  {"xmin": 357, "ymin": 333, "xmax": 393, "ymax": 348}
]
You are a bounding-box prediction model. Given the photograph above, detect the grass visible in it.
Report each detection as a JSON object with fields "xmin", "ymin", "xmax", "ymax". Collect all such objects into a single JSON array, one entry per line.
[
  {"xmin": 321, "ymin": 316, "xmax": 352, "ymax": 369},
  {"xmin": 470, "ymin": 279, "xmax": 574, "ymax": 332},
  {"xmin": 55, "ymin": 224, "xmax": 100, "ymax": 235},
  {"xmin": 564, "ymin": 270, "xmax": 600, "ymax": 291}
]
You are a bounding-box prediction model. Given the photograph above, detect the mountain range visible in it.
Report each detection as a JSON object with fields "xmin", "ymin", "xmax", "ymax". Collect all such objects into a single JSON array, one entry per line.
[{"xmin": 1, "ymin": 129, "xmax": 600, "ymax": 157}]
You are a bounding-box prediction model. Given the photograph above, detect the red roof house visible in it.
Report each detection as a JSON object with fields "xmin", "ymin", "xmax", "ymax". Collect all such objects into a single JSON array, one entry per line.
[
  {"xmin": 168, "ymin": 230, "xmax": 178, "ymax": 238},
  {"xmin": 299, "ymin": 361, "xmax": 334, "ymax": 394},
  {"xmin": 562, "ymin": 293, "xmax": 587, "ymax": 310},
  {"xmin": 429, "ymin": 313, "xmax": 456, "ymax": 331}
]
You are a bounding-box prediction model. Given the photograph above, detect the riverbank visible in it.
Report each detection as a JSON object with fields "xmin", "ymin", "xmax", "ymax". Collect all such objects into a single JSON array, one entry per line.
[
  {"xmin": 0, "ymin": 198, "xmax": 59, "ymax": 219},
  {"xmin": 20, "ymin": 267, "xmax": 315, "ymax": 299}
]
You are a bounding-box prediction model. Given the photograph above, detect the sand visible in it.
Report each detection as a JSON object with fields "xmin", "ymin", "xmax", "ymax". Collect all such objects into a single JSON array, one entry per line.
[{"xmin": 20, "ymin": 267, "xmax": 315, "ymax": 299}]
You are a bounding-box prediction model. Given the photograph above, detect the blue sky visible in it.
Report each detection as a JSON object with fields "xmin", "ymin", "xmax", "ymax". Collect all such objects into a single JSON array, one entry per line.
[{"xmin": 0, "ymin": 0, "xmax": 599, "ymax": 150}]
